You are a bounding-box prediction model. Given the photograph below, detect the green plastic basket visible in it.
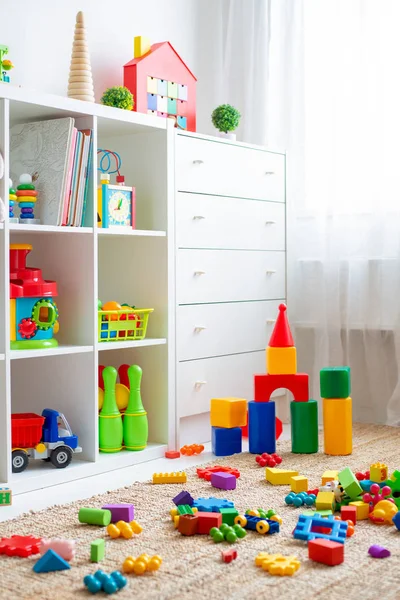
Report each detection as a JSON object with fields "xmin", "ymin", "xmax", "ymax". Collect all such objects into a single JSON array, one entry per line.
[{"xmin": 98, "ymin": 308, "xmax": 154, "ymax": 342}]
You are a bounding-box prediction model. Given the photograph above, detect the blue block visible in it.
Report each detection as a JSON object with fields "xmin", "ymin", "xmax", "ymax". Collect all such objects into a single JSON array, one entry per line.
[
  {"xmin": 393, "ymin": 510, "xmax": 400, "ymax": 531},
  {"xmin": 147, "ymin": 93, "xmax": 157, "ymax": 111},
  {"xmin": 193, "ymin": 497, "xmax": 234, "ymax": 512},
  {"xmin": 211, "ymin": 426, "xmax": 242, "ymax": 456},
  {"xmin": 33, "ymin": 549, "xmax": 71, "ymax": 573},
  {"xmin": 293, "ymin": 514, "xmax": 348, "ymax": 544},
  {"xmin": 248, "ymin": 400, "xmax": 276, "ymax": 454}
]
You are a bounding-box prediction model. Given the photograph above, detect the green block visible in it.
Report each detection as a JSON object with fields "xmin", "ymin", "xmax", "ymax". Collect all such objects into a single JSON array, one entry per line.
[
  {"xmin": 90, "ymin": 539, "xmax": 105, "ymax": 562},
  {"xmin": 290, "ymin": 400, "xmax": 319, "ymax": 453},
  {"xmin": 301, "ymin": 510, "xmax": 316, "ymax": 517},
  {"xmin": 387, "ymin": 470, "xmax": 400, "ymax": 509},
  {"xmin": 315, "ymin": 510, "xmax": 333, "ymax": 517},
  {"xmin": 338, "ymin": 467, "xmax": 362, "ymax": 499},
  {"xmin": 177, "ymin": 504, "xmax": 193, "ymax": 515},
  {"xmin": 219, "ymin": 508, "xmax": 238, "ymax": 525},
  {"xmin": 320, "ymin": 367, "xmax": 351, "ymax": 398}
]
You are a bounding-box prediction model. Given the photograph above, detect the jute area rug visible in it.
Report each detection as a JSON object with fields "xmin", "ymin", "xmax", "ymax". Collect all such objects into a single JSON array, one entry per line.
[{"xmin": 0, "ymin": 423, "xmax": 399, "ymax": 600}]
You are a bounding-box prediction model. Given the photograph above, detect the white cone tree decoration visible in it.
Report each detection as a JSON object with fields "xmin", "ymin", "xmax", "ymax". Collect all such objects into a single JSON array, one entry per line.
[{"xmin": 68, "ymin": 11, "xmax": 95, "ymax": 102}]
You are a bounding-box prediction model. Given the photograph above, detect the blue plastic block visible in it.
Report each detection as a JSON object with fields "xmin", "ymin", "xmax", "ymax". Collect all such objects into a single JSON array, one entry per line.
[
  {"xmin": 147, "ymin": 93, "xmax": 157, "ymax": 111},
  {"xmin": 193, "ymin": 497, "xmax": 234, "ymax": 512},
  {"xmin": 244, "ymin": 515, "xmax": 280, "ymax": 534},
  {"xmin": 33, "ymin": 549, "xmax": 71, "ymax": 573},
  {"xmin": 359, "ymin": 479, "xmax": 389, "ymax": 492},
  {"xmin": 248, "ymin": 400, "xmax": 276, "ymax": 454},
  {"xmin": 293, "ymin": 514, "xmax": 348, "ymax": 544},
  {"xmin": 393, "ymin": 510, "xmax": 400, "ymax": 531},
  {"xmin": 173, "ymin": 490, "xmax": 194, "ymax": 506},
  {"xmin": 211, "ymin": 426, "xmax": 242, "ymax": 456}
]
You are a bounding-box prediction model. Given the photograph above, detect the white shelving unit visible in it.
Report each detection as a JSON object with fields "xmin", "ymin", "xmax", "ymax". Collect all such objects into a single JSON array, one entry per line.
[{"xmin": 0, "ymin": 86, "xmax": 176, "ymax": 494}]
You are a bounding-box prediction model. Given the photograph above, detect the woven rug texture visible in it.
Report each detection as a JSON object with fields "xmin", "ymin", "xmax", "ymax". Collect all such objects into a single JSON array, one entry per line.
[{"xmin": 0, "ymin": 423, "xmax": 399, "ymax": 600}]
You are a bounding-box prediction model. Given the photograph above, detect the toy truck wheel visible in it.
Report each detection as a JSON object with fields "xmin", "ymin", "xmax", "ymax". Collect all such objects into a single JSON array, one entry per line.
[
  {"xmin": 12, "ymin": 450, "xmax": 29, "ymax": 473},
  {"xmin": 234, "ymin": 515, "xmax": 247, "ymax": 528},
  {"xmin": 50, "ymin": 446, "xmax": 72, "ymax": 468},
  {"xmin": 256, "ymin": 520, "xmax": 270, "ymax": 534}
]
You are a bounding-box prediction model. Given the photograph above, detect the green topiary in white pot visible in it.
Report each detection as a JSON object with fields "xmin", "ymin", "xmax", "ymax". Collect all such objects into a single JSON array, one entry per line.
[{"xmin": 211, "ymin": 104, "xmax": 241, "ymax": 140}]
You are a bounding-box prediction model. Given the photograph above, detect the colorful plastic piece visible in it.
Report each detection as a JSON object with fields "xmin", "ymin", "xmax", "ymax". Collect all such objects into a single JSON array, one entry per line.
[
  {"xmin": 33, "ymin": 549, "xmax": 71, "ymax": 573},
  {"xmin": 193, "ymin": 497, "xmax": 234, "ymax": 512},
  {"xmin": 363, "ymin": 483, "xmax": 393, "ymax": 508},
  {"xmin": 165, "ymin": 450, "xmax": 180, "ymax": 459},
  {"xmin": 84, "ymin": 570, "xmax": 127, "ymax": 593},
  {"xmin": 356, "ymin": 470, "xmax": 370, "ymax": 481},
  {"xmin": 79, "ymin": 508, "xmax": 112, "ymax": 527},
  {"xmin": 255, "ymin": 552, "xmax": 300, "ymax": 576},
  {"xmin": 255, "ymin": 452, "xmax": 282, "ymax": 468},
  {"xmin": 290, "ymin": 476, "xmax": 308, "ymax": 493},
  {"xmin": 219, "ymin": 508, "xmax": 239, "ymax": 526},
  {"xmin": 17, "ymin": 174, "xmax": 40, "ymax": 224},
  {"xmin": 392, "ymin": 510, "xmax": 400, "ymax": 530},
  {"xmin": 40, "ymin": 539, "xmax": 75, "ymax": 561},
  {"xmin": 210, "ymin": 398, "xmax": 247, "ymax": 428},
  {"xmin": 291, "ymin": 399, "xmax": 319, "ymax": 454},
  {"xmin": 254, "ymin": 373, "xmax": 309, "ymax": 402},
  {"xmin": 293, "ymin": 515, "xmax": 348, "ymax": 544},
  {"xmin": 99, "ymin": 367, "xmax": 123, "ymax": 453},
  {"xmin": 91, "ymin": 539, "xmax": 105, "ymax": 563},
  {"xmin": 320, "ymin": 366, "xmax": 351, "ymax": 398},
  {"xmin": 211, "ymin": 471, "xmax": 236, "ymax": 491},
  {"xmin": 210, "ymin": 524, "xmax": 246, "ymax": 544},
  {"xmin": 152, "ymin": 472, "xmax": 187, "ymax": 484},
  {"xmin": 0, "ymin": 535, "xmax": 41, "ymax": 557},
  {"xmin": 0, "ymin": 487, "xmax": 12, "ymax": 506},
  {"xmin": 316, "ymin": 491, "xmax": 335, "ymax": 511},
  {"xmin": 177, "ymin": 504, "xmax": 194, "ymax": 515},
  {"xmin": 123, "ymin": 365, "xmax": 148, "ymax": 451},
  {"xmin": 387, "ymin": 469, "xmax": 400, "ymax": 509},
  {"xmin": 341, "ymin": 506, "xmax": 357, "ymax": 524},
  {"xmin": 349, "ymin": 501, "xmax": 370, "ymax": 521},
  {"xmin": 180, "ymin": 444, "xmax": 204, "ymax": 456},
  {"xmin": 370, "ymin": 500, "xmax": 397, "ymax": 524},
  {"xmin": 248, "ymin": 400, "xmax": 276, "ymax": 454},
  {"xmin": 323, "ymin": 397, "xmax": 352, "ymax": 456},
  {"xmin": 268, "ymin": 304, "xmax": 295, "ymax": 347},
  {"xmin": 211, "ymin": 426, "xmax": 242, "ymax": 456},
  {"xmin": 370, "ymin": 462, "xmax": 389, "ymax": 483},
  {"xmin": 338, "ymin": 467, "xmax": 363, "ymax": 499},
  {"xmin": 178, "ymin": 514, "xmax": 199, "ymax": 536},
  {"xmin": 245, "ymin": 508, "xmax": 281, "ymax": 523},
  {"xmin": 285, "ymin": 492, "xmax": 316, "ymax": 508},
  {"xmin": 368, "ymin": 545, "xmax": 391, "ymax": 558},
  {"xmin": 107, "ymin": 520, "xmax": 142, "ymax": 539},
  {"xmin": 173, "ymin": 491, "xmax": 194, "ymax": 506},
  {"xmin": 196, "ymin": 512, "xmax": 222, "ymax": 534},
  {"xmin": 122, "ymin": 554, "xmax": 162, "ymax": 575},
  {"xmin": 234, "ymin": 514, "xmax": 279, "ymax": 534},
  {"xmin": 197, "ymin": 466, "xmax": 240, "ymax": 480},
  {"xmin": 222, "ymin": 548, "xmax": 237, "ymax": 563},
  {"xmin": 322, "ymin": 470, "xmax": 339, "ymax": 485},
  {"xmin": 308, "ymin": 539, "xmax": 344, "ymax": 566},
  {"xmin": 267, "ymin": 346, "xmax": 297, "ymax": 375},
  {"xmin": 266, "ymin": 468, "xmax": 299, "ymax": 485},
  {"xmin": 102, "ymin": 504, "xmax": 134, "ymax": 523}
]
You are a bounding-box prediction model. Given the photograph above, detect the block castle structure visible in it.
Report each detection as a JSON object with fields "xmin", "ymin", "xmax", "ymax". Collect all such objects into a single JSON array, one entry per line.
[
  {"xmin": 250, "ymin": 304, "xmax": 319, "ymax": 454},
  {"xmin": 321, "ymin": 367, "xmax": 352, "ymax": 455}
]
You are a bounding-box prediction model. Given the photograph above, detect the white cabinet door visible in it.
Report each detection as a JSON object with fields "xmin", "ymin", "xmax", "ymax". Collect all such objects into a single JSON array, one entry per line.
[{"xmin": 177, "ymin": 193, "xmax": 285, "ymax": 250}]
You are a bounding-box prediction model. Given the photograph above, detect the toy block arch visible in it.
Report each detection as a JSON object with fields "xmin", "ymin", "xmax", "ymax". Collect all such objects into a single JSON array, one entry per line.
[{"xmin": 254, "ymin": 374, "xmax": 309, "ymax": 403}]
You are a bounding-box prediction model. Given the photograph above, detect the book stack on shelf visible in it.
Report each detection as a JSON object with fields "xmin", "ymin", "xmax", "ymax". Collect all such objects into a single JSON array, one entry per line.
[{"xmin": 10, "ymin": 117, "xmax": 93, "ymax": 227}]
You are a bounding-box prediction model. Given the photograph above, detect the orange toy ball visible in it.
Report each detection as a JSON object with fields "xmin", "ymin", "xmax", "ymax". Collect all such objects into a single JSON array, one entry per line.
[{"xmin": 102, "ymin": 301, "xmax": 122, "ymax": 321}]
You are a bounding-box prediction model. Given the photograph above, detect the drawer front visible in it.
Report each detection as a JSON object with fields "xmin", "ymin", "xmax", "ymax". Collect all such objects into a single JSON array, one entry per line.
[
  {"xmin": 176, "ymin": 134, "xmax": 285, "ymax": 201},
  {"xmin": 177, "ymin": 193, "xmax": 285, "ymax": 250},
  {"xmin": 177, "ymin": 249, "xmax": 286, "ymax": 304},
  {"xmin": 177, "ymin": 300, "xmax": 280, "ymax": 361},
  {"xmin": 177, "ymin": 351, "xmax": 265, "ymax": 418}
]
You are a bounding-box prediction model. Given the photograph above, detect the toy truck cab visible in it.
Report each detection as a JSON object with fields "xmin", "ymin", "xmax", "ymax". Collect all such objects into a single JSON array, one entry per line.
[{"xmin": 234, "ymin": 514, "xmax": 280, "ymax": 535}]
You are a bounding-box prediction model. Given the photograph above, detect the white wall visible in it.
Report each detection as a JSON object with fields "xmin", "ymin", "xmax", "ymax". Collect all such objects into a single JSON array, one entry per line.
[{"xmin": 0, "ymin": 0, "xmax": 199, "ymax": 102}]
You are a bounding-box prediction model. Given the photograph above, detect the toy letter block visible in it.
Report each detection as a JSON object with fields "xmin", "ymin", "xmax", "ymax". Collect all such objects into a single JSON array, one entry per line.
[
  {"xmin": 197, "ymin": 512, "xmax": 222, "ymax": 534},
  {"xmin": 267, "ymin": 346, "xmax": 297, "ymax": 375},
  {"xmin": 254, "ymin": 373, "xmax": 309, "ymax": 403},
  {"xmin": 266, "ymin": 468, "xmax": 299, "ymax": 485},
  {"xmin": 134, "ymin": 36, "xmax": 151, "ymax": 58},
  {"xmin": 212, "ymin": 426, "xmax": 242, "ymax": 456},
  {"xmin": 248, "ymin": 400, "xmax": 276, "ymax": 454},
  {"xmin": 349, "ymin": 501, "xmax": 369, "ymax": 521},
  {"xmin": 316, "ymin": 492, "xmax": 335, "ymax": 511},
  {"xmin": 210, "ymin": 397, "xmax": 247, "ymax": 428},
  {"xmin": 178, "ymin": 514, "xmax": 198, "ymax": 536},
  {"xmin": 338, "ymin": 467, "xmax": 362, "ymax": 500},
  {"xmin": 0, "ymin": 488, "xmax": 12, "ymax": 506},
  {"xmin": 268, "ymin": 304, "xmax": 294, "ymax": 347},
  {"xmin": 370, "ymin": 462, "xmax": 388, "ymax": 483},
  {"xmin": 323, "ymin": 397, "xmax": 352, "ymax": 456},
  {"xmin": 219, "ymin": 508, "xmax": 239, "ymax": 526},
  {"xmin": 341, "ymin": 506, "xmax": 357, "ymax": 524},
  {"xmin": 320, "ymin": 367, "xmax": 351, "ymax": 399},
  {"xmin": 152, "ymin": 472, "xmax": 187, "ymax": 484},
  {"xmin": 291, "ymin": 476, "xmax": 308, "ymax": 493},
  {"xmin": 210, "ymin": 472, "xmax": 236, "ymax": 491},
  {"xmin": 291, "ymin": 400, "xmax": 319, "ymax": 454},
  {"xmin": 308, "ymin": 539, "xmax": 344, "ymax": 566},
  {"xmin": 322, "ymin": 471, "xmax": 338, "ymax": 485}
]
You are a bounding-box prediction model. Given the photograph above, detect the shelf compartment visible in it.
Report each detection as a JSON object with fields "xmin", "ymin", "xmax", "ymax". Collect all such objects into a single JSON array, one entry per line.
[
  {"xmin": 10, "ymin": 344, "xmax": 94, "ymax": 360},
  {"xmin": 97, "ymin": 229, "xmax": 166, "ymax": 238},
  {"xmin": 9, "ymin": 224, "xmax": 94, "ymax": 234}
]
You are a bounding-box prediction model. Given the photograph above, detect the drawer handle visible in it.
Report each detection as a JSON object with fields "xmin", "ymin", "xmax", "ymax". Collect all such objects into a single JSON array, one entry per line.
[
  {"xmin": 195, "ymin": 380, "xmax": 207, "ymax": 389},
  {"xmin": 266, "ymin": 269, "xmax": 277, "ymax": 275},
  {"xmin": 265, "ymin": 171, "xmax": 275, "ymax": 175},
  {"xmin": 265, "ymin": 220, "xmax": 277, "ymax": 225},
  {"xmin": 193, "ymin": 215, "xmax": 206, "ymax": 220},
  {"xmin": 193, "ymin": 159, "xmax": 204, "ymax": 165},
  {"xmin": 266, "ymin": 318, "xmax": 276, "ymax": 325},
  {"xmin": 194, "ymin": 325, "xmax": 207, "ymax": 332},
  {"xmin": 194, "ymin": 270, "xmax": 206, "ymax": 276}
]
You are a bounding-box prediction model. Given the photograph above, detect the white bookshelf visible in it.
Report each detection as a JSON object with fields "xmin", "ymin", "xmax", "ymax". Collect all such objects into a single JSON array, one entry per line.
[{"xmin": 0, "ymin": 85, "xmax": 176, "ymax": 494}]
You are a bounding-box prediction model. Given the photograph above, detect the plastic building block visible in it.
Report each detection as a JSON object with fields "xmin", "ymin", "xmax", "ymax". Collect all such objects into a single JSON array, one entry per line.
[
  {"xmin": 387, "ymin": 470, "xmax": 400, "ymax": 509},
  {"xmin": 338, "ymin": 467, "xmax": 363, "ymax": 499},
  {"xmin": 40, "ymin": 539, "xmax": 75, "ymax": 561},
  {"xmin": 285, "ymin": 492, "xmax": 316, "ymax": 508},
  {"xmin": 291, "ymin": 399, "xmax": 319, "ymax": 453},
  {"xmin": 322, "ymin": 471, "xmax": 338, "ymax": 485},
  {"xmin": 349, "ymin": 501, "xmax": 370, "ymax": 521},
  {"xmin": 210, "ymin": 524, "xmax": 246, "ymax": 543},
  {"xmin": 245, "ymin": 508, "xmax": 281, "ymax": 524},
  {"xmin": 363, "ymin": 483, "xmax": 393, "ymax": 507},
  {"xmin": 197, "ymin": 512, "xmax": 222, "ymax": 534},
  {"xmin": 291, "ymin": 476, "xmax": 308, "ymax": 493},
  {"xmin": 255, "ymin": 552, "xmax": 300, "ymax": 576},
  {"xmin": 165, "ymin": 450, "xmax": 180, "ymax": 459},
  {"xmin": 177, "ymin": 504, "xmax": 194, "ymax": 515},
  {"xmin": 316, "ymin": 492, "xmax": 335, "ymax": 511},
  {"xmin": 211, "ymin": 472, "xmax": 236, "ymax": 491},
  {"xmin": 173, "ymin": 491, "xmax": 194, "ymax": 506},
  {"xmin": 267, "ymin": 346, "xmax": 297, "ymax": 375},
  {"xmin": 210, "ymin": 398, "xmax": 247, "ymax": 428},
  {"xmin": 268, "ymin": 304, "xmax": 295, "ymax": 347},
  {"xmin": 392, "ymin": 510, "xmax": 400, "ymax": 530},
  {"xmin": 33, "ymin": 549, "xmax": 71, "ymax": 573},
  {"xmin": 266, "ymin": 468, "xmax": 299, "ymax": 485},
  {"xmin": 320, "ymin": 367, "xmax": 351, "ymax": 399},
  {"xmin": 221, "ymin": 548, "xmax": 237, "ymax": 563},
  {"xmin": 370, "ymin": 500, "xmax": 397, "ymax": 524},
  {"xmin": 193, "ymin": 497, "xmax": 234, "ymax": 512},
  {"xmin": 107, "ymin": 520, "xmax": 142, "ymax": 539},
  {"xmin": 254, "ymin": 373, "xmax": 309, "ymax": 402},
  {"xmin": 235, "ymin": 514, "xmax": 280, "ymax": 534},
  {"xmin": 323, "ymin": 397, "xmax": 352, "ymax": 455},
  {"xmin": 255, "ymin": 452, "xmax": 282, "ymax": 468},
  {"xmin": 102, "ymin": 504, "xmax": 134, "ymax": 523},
  {"xmin": 134, "ymin": 36, "xmax": 151, "ymax": 58},
  {"xmin": 180, "ymin": 444, "xmax": 204, "ymax": 456},
  {"xmin": 219, "ymin": 508, "xmax": 239, "ymax": 525},
  {"xmin": 356, "ymin": 470, "xmax": 370, "ymax": 481},
  {"xmin": 91, "ymin": 539, "xmax": 105, "ymax": 563},
  {"xmin": 84, "ymin": 569, "xmax": 128, "ymax": 593},
  {"xmin": 0, "ymin": 487, "xmax": 12, "ymax": 506},
  {"xmin": 152, "ymin": 472, "xmax": 187, "ymax": 484},
  {"xmin": 123, "ymin": 554, "xmax": 162, "ymax": 576},
  {"xmin": 293, "ymin": 515, "xmax": 348, "ymax": 544},
  {"xmin": 370, "ymin": 462, "xmax": 388, "ymax": 483},
  {"xmin": 248, "ymin": 400, "xmax": 276, "ymax": 454},
  {"xmin": 308, "ymin": 539, "xmax": 344, "ymax": 566},
  {"xmin": 0, "ymin": 535, "xmax": 41, "ymax": 557},
  {"xmin": 369, "ymin": 545, "xmax": 391, "ymax": 558},
  {"xmin": 341, "ymin": 506, "xmax": 357, "ymax": 524},
  {"xmin": 178, "ymin": 514, "xmax": 199, "ymax": 536},
  {"xmin": 197, "ymin": 466, "xmax": 240, "ymax": 480},
  {"xmin": 79, "ymin": 507, "xmax": 112, "ymax": 526},
  {"xmin": 211, "ymin": 426, "xmax": 242, "ymax": 456}
]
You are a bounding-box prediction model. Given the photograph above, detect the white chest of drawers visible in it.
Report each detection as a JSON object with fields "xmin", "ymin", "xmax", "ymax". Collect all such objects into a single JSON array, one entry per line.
[{"xmin": 174, "ymin": 132, "xmax": 286, "ymax": 444}]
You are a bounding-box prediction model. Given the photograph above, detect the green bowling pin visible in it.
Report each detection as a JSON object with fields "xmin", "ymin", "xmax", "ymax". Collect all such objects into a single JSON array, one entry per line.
[
  {"xmin": 99, "ymin": 366, "xmax": 123, "ymax": 453},
  {"xmin": 123, "ymin": 365, "xmax": 148, "ymax": 451}
]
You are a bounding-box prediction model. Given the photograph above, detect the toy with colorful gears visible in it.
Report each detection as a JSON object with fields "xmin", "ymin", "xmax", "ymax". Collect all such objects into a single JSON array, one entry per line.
[
  {"xmin": 122, "ymin": 554, "xmax": 162, "ymax": 575},
  {"xmin": 17, "ymin": 174, "xmax": 40, "ymax": 224},
  {"xmin": 255, "ymin": 452, "xmax": 282, "ymax": 468},
  {"xmin": 285, "ymin": 492, "xmax": 316, "ymax": 508},
  {"xmin": 0, "ymin": 535, "xmax": 41, "ymax": 557},
  {"xmin": 255, "ymin": 552, "xmax": 301, "ymax": 576},
  {"xmin": 180, "ymin": 444, "xmax": 204, "ymax": 456},
  {"xmin": 84, "ymin": 570, "xmax": 127, "ymax": 594},
  {"xmin": 210, "ymin": 523, "xmax": 246, "ymax": 543},
  {"xmin": 9, "ymin": 179, "xmax": 18, "ymax": 223},
  {"xmin": 197, "ymin": 465, "xmax": 240, "ymax": 481}
]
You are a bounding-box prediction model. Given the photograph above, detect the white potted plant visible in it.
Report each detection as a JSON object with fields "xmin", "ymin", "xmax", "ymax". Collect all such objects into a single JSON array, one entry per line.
[{"xmin": 211, "ymin": 104, "xmax": 241, "ymax": 140}]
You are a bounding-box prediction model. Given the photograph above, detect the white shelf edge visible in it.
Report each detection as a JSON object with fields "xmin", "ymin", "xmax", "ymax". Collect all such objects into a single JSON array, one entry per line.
[
  {"xmin": 10, "ymin": 345, "xmax": 94, "ymax": 360},
  {"xmin": 9, "ymin": 223, "xmax": 94, "ymax": 234},
  {"xmin": 0, "ymin": 353, "xmax": 5, "ymax": 361},
  {"xmin": 97, "ymin": 228, "xmax": 166, "ymax": 238},
  {"xmin": 97, "ymin": 338, "xmax": 167, "ymax": 351}
]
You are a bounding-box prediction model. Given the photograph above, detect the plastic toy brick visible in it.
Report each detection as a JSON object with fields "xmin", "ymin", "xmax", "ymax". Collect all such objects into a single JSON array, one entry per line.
[
  {"xmin": 266, "ymin": 468, "xmax": 299, "ymax": 485},
  {"xmin": 293, "ymin": 515, "xmax": 348, "ymax": 544},
  {"xmin": 255, "ymin": 452, "xmax": 282, "ymax": 468},
  {"xmin": 356, "ymin": 470, "xmax": 370, "ymax": 481},
  {"xmin": 91, "ymin": 539, "xmax": 105, "ymax": 563},
  {"xmin": 320, "ymin": 366, "xmax": 351, "ymax": 399},
  {"xmin": 123, "ymin": 554, "xmax": 162, "ymax": 576},
  {"xmin": 173, "ymin": 490, "xmax": 194, "ymax": 506},
  {"xmin": 212, "ymin": 426, "xmax": 242, "ymax": 456},
  {"xmin": 40, "ymin": 539, "xmax": 75, "ymax": 561},
  {"xmin": 180, "ymin": 444, "xmax": 204, "ymax": 456},
  {"xmin": 322, "ymin": 470, "xmax": 338, "ymax": 485},
  {"xmin": 211, "ymin": 472, "xmax": 237, "ymax": 491},
  {"xmin": 370, "ymin": 500, "xmax": 397, "ymax": 524},
  {"xmin": 363, "ymin": 483, "xmax": 393, "ymax": 507},
  {"xmin": 197, "ymin": 511, "xmax": 222, "ymax": 534},
  {"xmin": 268, "ymin": 304, "xmax": 295, "ymax": 347},
  {"xmin": 341, "ymin": 506, "xmax": 357, "ymax": 524},
  {"xmin": 222, "ymin": 548, "xmax": 237, "ymax": 563},
  {"xmin": 219, "ymin": 508, "xmax": 239, "ymax": 526},
  {"xmin": 33, "ymin": 549, "xmax": 71, "ymax": 573},
  {"xmin": 235, "ymin": 514, "xmax": 279, "ymax": 534},
  {"xmin": 210, "ymin": 397, "xmax": 247, "ymax": 428},
  {"xmin": 315, "ymin": 510, "xmax": 333, "ymax": 517},
  {"xmin": 316, "ymin": 491, "xmax": 335, "ymax": 511},
  {"xmin": 248, "ymin": 400, "xmax": 276, "ymax": 454},
  {"xmin": 338, "ymin": 467, "xmax": 363, "ymax": 499},
  {"xmin": 368, "ymin": 545, "xmax": 391, "ymax": 558},
  {"xmin": 197, "ymin": 466, "xmax": 240, "ymax": 480},
  {"xmin": 79, "ymin": 507, "xmax": 112, "ymax": 526},
  {"xmin": 165, "ymin": 450, "xmax": 180, "ymax": 459},
  {"xmin": 84, "ymin": 569, "xmax": 128, "ymax": 593},
  {"xmin": 0, "ymin": 535, "xmax": 41, "ymax": 557},
  {"xmin": 254, "ymin": 373, "xmax": 309, "ymax": 402},
  {"xmin": 170, "ymin": 507, "xmax": 197, "ymax": 522},
  {"xmin": 178, "ymin": 514, "xmax": 198, "ymax": 536},
  {"xmin": 210, "ymin": 523, "xmax": 246, "ymax": 543},
  {"xmin": 0, "ymin": 487, "xmax": 12, "ymax": 506},
  {"xmin": 308, "ymin": 539, "xmax": 344, "ymax": 566},
  {"xmin": 177, "ymin": 504, "xmax": 194, "ymax": 515},
  {"xmin": 370, "ymin": 462, "xmax": 388, "ymax": 483},
  {"xmin": 290, "ymin": 476, "xmax": 308, "ymax": 493},
  {"xmin": 255, "ymin": 552, "xmax": 300, "ymax": 576},
  {"xmin": 102, "ymin": 503, "xmax": 134, "ymax": 523},
  {"xmin": 152, "ymin": 472, "xmax": 187, "ymax": 484},
  {"xmin": 266, "ymin": 346, "xmax": 297, "ymax": 375},
  {"xmin": 193, "ymin": 497, "xmax": 234, "ymax": 512},
  {"xmin": 285, "ymin": 492, "xmax": 316, "ymax": 508},
  {"xmin": 107, "ymin": 520, "xmax": 142, "ymax": 539},
  {"xmin": 349, "ymin": 501, "xmax": 370, "ymax": 521},
  {"xmin": 392, "ymin": 510, "xmax": 400, "ymax": 530},
  {"xmin": 387, "ymin": 469, "xmax": 400, "ymax": 509}
]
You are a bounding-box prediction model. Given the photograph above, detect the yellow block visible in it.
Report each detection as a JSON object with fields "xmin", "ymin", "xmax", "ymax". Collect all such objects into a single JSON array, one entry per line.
[
  {"xmin": 321, "ymin": 470, "xmax": 338, "ymax": 485},
  {"xmin": 266, "ymin": 346, "xmax": 297, "ymax": 375},
  {"xmin": 134, "ymin": 36, "xmax": 151, "ymax": 58},
  {"xmin": 370, "ymin": 462, "xmax": 388, "ymax": 483},
  {"xmin": 152, "ymin": 472, "xmax": 187, "ymax": 484},
  {"xmin": 266, "ymin": 468, "xmax": 298, "ymax": 485},
  {"xmin": 315, "ymin": 491, "xmax": 335, "ymax": 511},
  {"xmin": 290, "ymin": 475, "xmax": 308, "ymax": 493},
  {"xmin": 10, "ymin": 299, "xmax": 16, "ymax": 341},
  {"xmin": 349, "ymin": 500, "xmax": 370, "ymax": 521},
  {"xmin": 210, "ymin": 397, "xmax": 247, "ymax": 428},
  {"xmin": 323, "ymin": 397, "xmax": 352, "ymax": 455}
]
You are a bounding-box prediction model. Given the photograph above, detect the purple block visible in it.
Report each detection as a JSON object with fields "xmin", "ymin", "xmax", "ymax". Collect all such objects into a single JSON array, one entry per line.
[
  {"xmin": 101, "ymin": 503, "xmax": 134, "ymax": 523},
  {"xmin": 368, "ymin": 545, "xmax": 391, "ymax": 558},
  {"xmin": 173, "ymin": 490, "xmax": 194, "ymax": 506},
  {"xmin": 210, "ymin": 472, "xmax": 237, "ymax": 491}
]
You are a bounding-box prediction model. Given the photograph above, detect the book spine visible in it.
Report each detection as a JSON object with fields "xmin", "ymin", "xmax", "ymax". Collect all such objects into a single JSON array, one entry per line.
[{"xmin": 81, "ymin": 131, "xmax": 93, "ymax": 227}]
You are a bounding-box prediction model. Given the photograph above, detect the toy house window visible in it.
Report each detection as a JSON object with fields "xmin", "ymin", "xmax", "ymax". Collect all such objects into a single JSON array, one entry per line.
[{"xmin": 32, "ymin": 300, "xmax": 58, "ymax": 330}]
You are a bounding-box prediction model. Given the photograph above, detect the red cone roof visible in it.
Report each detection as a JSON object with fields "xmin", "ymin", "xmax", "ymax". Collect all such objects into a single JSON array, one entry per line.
[{"xmin": 268, "ymin": 304, "xmax": 295, "ymax": 347}]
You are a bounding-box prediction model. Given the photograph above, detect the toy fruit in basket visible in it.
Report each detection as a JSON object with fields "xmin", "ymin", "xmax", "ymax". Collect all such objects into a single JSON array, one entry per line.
[
  {"xmin": 11, "ymin": 410, "xmax": 82, "ymax": 473},
  {"xmin": 98, "ymin": 300, "xmax": 153, "ymax": 342}
]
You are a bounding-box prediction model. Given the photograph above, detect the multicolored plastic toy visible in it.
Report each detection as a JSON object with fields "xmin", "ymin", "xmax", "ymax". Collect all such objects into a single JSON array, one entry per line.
[
  {"xmin": 0, "ymin": 45, "xmax": 14, "ymax": 83},
  {"xmin": 9, "ymin": 179, "xmax": 17, "ymax": 223},
  {"xmin": 17, "ymin": 174, "xmax": 40, "ymax": 224},
  {"xmin": 234, "ymin": 514, "xmax": 280, "ymax": 535},
  {"xmin": 98, "ymin": 300, "xmax": 153, "ymax": 343}
]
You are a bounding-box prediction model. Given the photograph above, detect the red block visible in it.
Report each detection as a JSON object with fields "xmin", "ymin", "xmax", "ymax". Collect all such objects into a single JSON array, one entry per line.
[
  {"xmin": 308, "ymin": 539, "xmax": 344, "ymax": 566},
  {"xmin": 196, "ymin": 512, "xmax": 222, "ymax": 534},
  {"xmin": 222, "ymin": 548, "xmax": 237, "ymax": 563},
  {"xmin": 268, "ymin": 304, "xmax": 294, "ymax": 347},
  {"xmin": 341, "ymin": 506, "xmax": 357, "ymax": 524},
  {"xmin": 254, "ymin": 373, "xmax": 309, "ymax": 402}
]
